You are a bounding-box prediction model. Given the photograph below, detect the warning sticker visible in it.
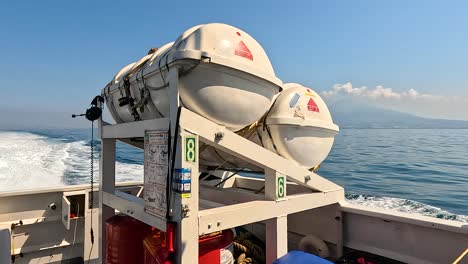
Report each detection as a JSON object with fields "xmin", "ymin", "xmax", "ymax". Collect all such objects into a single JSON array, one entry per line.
[
  {"xmin": 235, "ymin": 41, "xmax": 253, "ymax": 60},
  {"xmin": 173, "ymin": 168, "xmax": 192, "ymax": 198},
  {"xmin": 304, "ymin": 89, "xmax": 315, "ymax": 97},
  {"xmin": 289, "ymin": 93, "xmax": 300, "ymax": 108},
  {"xmin": 307, "ymin": 98, "xmax": 320, "ymax": 112},
  {"xmin": 220, "ymin": 242, "xmax": 234, "ymax": 264}
]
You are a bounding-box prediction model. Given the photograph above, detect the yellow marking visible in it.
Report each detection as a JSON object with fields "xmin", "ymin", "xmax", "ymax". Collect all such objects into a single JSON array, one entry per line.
[
  {"xmin": 181, "ymin": 193, "xmax": 191, "ymax": 198},
  {"xmin": 453, "ymin": 248, "xmax": 468, "ymax": 264},
  {"xmin": 304, "ymin": 93, "xmax": 315, "ymax": 97}
]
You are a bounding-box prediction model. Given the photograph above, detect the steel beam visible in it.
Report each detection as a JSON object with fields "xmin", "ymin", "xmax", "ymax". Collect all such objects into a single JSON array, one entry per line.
[
  {"xmin": 198, "ymin": 190, "xmax": 343, "ymax": 235},
  {"xmin": 178, "ymin": 108, "xmax": 342, "ymax": 193},
  {"xmin": 101, "ymin": 118, "xmax": 169, "ymax": 139},
  {"xmin": 102, "ymin": 191, "xmax": 166, "ymax": 231}
]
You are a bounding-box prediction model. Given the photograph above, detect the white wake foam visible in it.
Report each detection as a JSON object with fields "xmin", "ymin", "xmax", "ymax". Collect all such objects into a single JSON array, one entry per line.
[
  {"xmin": 346, "ymin": 194, "xmax": 468, "ymax": 223},
  {"xmin": 0, "ymin": 131, "xmax": 143, "ymax": 192},
  {"xmin": 0, "ymin": 131, "xmax": 66, "ymax": 191},
  {"xmin": 64, "ymin": 140, "xmax": 143, "ymax": 183}
]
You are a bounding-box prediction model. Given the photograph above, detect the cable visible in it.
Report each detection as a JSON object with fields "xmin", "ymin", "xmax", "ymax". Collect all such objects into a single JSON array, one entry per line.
[
  {"xmin": 214, "ymin": 171, "xmax": 240, "ymax": 187},
  {"xmin": 72, "ymin": 95, "xmax": 102, "ymax": 264},
  {"xmin": 166, "ymin": 106, "xmax": 182, "ymax": 219},
  {"xmin": 87, "ymin": 121, "xmax": 95, "ymax": 264}
]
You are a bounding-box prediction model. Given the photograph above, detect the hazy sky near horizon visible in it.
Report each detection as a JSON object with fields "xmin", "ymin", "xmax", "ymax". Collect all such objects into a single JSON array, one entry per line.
[{"xmin": 1, "ymin": 0, "xmax": 468, "ymax": 127}]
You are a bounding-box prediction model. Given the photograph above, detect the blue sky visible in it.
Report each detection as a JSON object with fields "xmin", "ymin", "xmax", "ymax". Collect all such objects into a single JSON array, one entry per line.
[{"xmin": 1, "ymin": 0, "xmax": 468, "ymax": 125}]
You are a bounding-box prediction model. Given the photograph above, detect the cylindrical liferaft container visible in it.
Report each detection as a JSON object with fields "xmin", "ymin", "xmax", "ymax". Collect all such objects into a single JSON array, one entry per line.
[
  {"xmin": 102, "ymin": 23, "xmax": 282, "ymax": 131},
  {"xmin": 200, "ymin": 83, "xmax": 339, "ymax": 170}
]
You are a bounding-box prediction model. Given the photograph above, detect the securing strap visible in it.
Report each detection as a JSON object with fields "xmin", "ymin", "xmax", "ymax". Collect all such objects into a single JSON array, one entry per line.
[
  {"xmin": 122, "ymin": 78, "xmax": 142, "ymax": 121},
  {"xmin": 118, "ymin": 52, "xmax": 156, "ymax": 121}
]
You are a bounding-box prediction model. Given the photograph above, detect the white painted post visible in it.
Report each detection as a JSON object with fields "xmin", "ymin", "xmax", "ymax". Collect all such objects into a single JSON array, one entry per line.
[
  {"xmin": 168, "ymin": 68, "xmax": 200, "ymax": 263},
  {"xmin": 98, "ymin": 137, "xmax": 116, "ymax": 262},
  {"xmin": 265, "ymin": 168, "xmax": 288, "ymax": 263},
  {"xmin": 173, "ymin": 130, "xmax": 200, "ymax": 263},
  {"xmin": 266, "ymin": 215, "xmax": 288, "ymax": 263}
]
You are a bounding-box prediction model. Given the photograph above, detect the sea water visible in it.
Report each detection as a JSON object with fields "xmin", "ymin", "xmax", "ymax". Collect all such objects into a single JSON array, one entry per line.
[{"xmin": 0, "ymin": 128, "xmax": 466, "ymax": 222}]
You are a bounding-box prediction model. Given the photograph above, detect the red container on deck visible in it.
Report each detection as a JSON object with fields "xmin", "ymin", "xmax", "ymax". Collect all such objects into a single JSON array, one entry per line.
[
  {"xmin": 105, "ymin": 214, "xmax": 152, "ymax": 264},
  {"xmin": 199, "ymin": 230, "xmax": 234, "ymax": 264},
  {"xmin": 143, "ymin": 224, "xmax": 234, "ymax": 264}
]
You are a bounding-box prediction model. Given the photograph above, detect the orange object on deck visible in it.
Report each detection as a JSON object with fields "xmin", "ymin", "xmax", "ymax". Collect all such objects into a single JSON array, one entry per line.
[{"xmin": 143, "ymin": 224, "xmax": 234, "ymax": 264}]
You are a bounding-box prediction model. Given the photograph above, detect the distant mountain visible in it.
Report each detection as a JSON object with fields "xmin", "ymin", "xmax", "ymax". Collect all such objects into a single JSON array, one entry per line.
[{"xmin": 328, "ymin": 100, "xmax": 468, "ymax": 129}]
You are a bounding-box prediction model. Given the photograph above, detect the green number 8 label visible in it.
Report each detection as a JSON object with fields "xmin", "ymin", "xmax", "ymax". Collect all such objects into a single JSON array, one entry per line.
[{"xmin": 185, "ymin": 136, "xmax": 197, "ymax": 163}]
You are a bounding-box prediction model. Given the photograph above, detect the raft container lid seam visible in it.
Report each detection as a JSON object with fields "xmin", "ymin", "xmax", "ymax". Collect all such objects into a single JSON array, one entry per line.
[
  {"xmin": 266, "ymin": 117, "xmax": 339, "ymax": 132},
  {"xmin": 166, "ymin": 50, "xmax": 283, "ymax": 88}
]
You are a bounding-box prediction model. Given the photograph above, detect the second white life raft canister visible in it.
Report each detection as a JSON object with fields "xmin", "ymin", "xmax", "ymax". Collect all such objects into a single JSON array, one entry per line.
[
  {"xmin": 199, "ymin": 83, "xmax": 339, "ymax": 170},
  {"xmin": 102, "ymin": 23, "xmax": 282, "ymax": 131},
  {"xmin": 257, "ymin": 83, "xmax": 339, "ymax": 169}
]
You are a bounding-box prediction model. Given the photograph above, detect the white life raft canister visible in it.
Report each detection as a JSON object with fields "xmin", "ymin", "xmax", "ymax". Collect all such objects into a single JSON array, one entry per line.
[
  {"xmin": 102, "ymin": 23, "xmax": 282, "ymax": 131},
  {"xmin": 199, "ymin": 83, "xmax": 339, "ymax": 170},
  {"xmin": 258, "ymin": 83, "xmax": 339, "ymax": 168}
]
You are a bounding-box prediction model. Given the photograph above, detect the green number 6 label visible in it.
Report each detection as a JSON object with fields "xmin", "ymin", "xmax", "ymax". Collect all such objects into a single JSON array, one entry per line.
[
  {"xmin": 277, "ymin": 174, "xmax": 286, "ymax": 199},
  {"xmin": 184, "ymin": 136, "xmax": 197, "ymax": 163}
]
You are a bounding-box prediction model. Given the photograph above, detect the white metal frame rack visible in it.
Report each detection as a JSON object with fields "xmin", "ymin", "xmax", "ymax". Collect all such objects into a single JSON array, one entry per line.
[{"xmin": 98, "ymin": 68, "xmax": 344, "ymax": 263}]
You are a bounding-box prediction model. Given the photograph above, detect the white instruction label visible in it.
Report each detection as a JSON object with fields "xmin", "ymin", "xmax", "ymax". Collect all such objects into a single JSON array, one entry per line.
[{"xmin": 144, "ymin": 130, "xmax": 169, "ymax": 221}]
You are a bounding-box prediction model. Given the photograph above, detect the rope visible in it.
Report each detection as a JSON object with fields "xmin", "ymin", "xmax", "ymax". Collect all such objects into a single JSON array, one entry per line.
[
  {"xmin": 236, "ymin": 253, "xmax": 255, "ymax": 264},
  {"xmin": 260, "ymin": 95, "xmax": 280, "ymax": 150},
  {"xmin": 235, "ymin": 107, "xmax": 280, "ymax": 155},
  {"xmin": 233, "ymin": 232, "xmax": 265, "ymax": 264},
  {"xmin": 310, "ymin": 164, "xmax": 320, "ymax": 172},
  {"xmin": 453, "ymin": 248, "xmax": 468, "ymax": 264},
  {"xmin": 236, "ymin": 109, "xmax": 320, "ymax": 172},
  {"xmin": 236, "ymin": 121, "xmax": 260, "ymax": 139}
]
